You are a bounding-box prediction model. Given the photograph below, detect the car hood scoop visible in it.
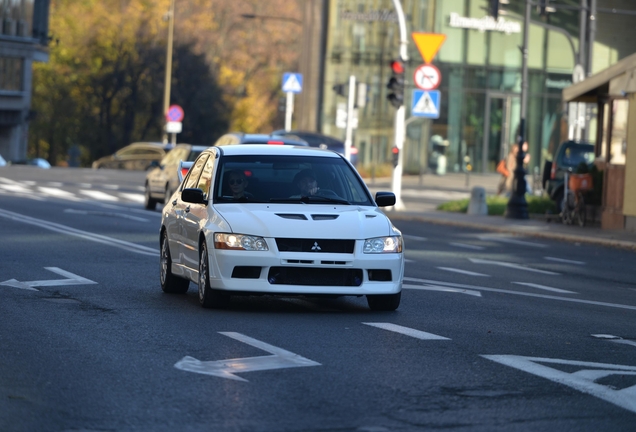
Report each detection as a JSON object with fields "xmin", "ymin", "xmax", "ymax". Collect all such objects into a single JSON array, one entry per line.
[{"xmin": 216, "ymin": 204, "xmax": 390, "ymax": 239}]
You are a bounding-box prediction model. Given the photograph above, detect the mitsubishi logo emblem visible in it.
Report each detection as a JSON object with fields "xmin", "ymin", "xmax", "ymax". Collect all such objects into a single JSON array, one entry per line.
[{"xmin": 311, "ymin": 242, "xmax": 321, "ymax": 251}]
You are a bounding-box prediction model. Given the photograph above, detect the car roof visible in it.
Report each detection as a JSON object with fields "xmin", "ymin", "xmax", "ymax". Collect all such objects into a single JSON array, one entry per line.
[
  {"xmin": 271, "ymin": 130, "xmax": 344, "ymax": 147},
  {"xmin": 213, "ymin": 144, "xmax": 341, "ymax": 158}
]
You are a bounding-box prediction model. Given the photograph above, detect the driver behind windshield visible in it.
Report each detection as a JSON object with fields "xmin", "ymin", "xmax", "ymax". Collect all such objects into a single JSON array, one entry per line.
[{"xmin": 293, "ymin": 169, "xmax": 319, "ymax": 196}]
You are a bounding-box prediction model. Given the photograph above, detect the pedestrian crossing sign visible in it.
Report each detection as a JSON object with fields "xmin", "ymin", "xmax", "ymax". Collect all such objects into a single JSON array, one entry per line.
[
  {"xmin": 412, "ymin": 90, "xmax": 440, "ymax": 119},
  {"xmin": 282, "ymin": 73, "xmax": 303, "ymax": 94}
]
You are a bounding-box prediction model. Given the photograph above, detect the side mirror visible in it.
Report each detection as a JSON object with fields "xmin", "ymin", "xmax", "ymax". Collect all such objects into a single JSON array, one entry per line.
[
  {"xmin": 375, "ymin": 191, "xmax": 396, "ymax": 207},
  {"xmin": 181, "ymin": 188, "xmax": 208, "ymax": 205}
]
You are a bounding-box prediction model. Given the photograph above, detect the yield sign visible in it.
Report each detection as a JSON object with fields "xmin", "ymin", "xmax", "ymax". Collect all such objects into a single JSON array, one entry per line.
[
  {"xmin": 174, "ymin": 332, "xmax": 320, "ymax": 382},
  {"xmin": 412, "ymin": 32, "xmax": 446, "ymax": 64},
  {"xmin": 483, "ymin": 355, "xmax": 636, "ymax": 414}
]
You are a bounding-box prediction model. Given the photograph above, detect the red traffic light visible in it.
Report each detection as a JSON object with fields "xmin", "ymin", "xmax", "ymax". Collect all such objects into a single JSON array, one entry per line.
[
  {"xmin": 390, "ymin": 60, "xmax": 405, "ymax": 74},
  {"xmin": 391, "ymin": 146, "xmax": 399, "ymax": 154}
]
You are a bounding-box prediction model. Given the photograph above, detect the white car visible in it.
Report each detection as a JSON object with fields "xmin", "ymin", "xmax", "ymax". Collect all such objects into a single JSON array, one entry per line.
[{"xmin": 159, "ymin": 145, "xmax": 404, "ymax": 311}]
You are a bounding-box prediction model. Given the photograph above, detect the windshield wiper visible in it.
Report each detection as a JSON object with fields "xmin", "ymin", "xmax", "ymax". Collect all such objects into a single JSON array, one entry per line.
[{"xmin": 270, "ymin": 195, "xmax": 350, "ymax": 205}]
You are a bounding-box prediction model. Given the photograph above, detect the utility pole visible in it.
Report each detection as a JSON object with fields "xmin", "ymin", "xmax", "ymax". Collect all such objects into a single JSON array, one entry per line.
[
  {"xmin": 162, "ymin": 0, "xmax": 175, "ymax": 145},
  {"xmin": 344, "ymin": 75, "xmax": 356, "ymax": 161},
  {"xmin": 505, "ymin": 0, "xmax": 530, "ymax": 219},
  {"xmin": 389, "ymin": 0, "xmax": 408, "ymax": 211}
]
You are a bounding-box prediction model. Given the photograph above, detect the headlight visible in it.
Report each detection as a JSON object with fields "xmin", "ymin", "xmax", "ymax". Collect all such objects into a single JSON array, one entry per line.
[
  {"xmin": 363, "ymin": 236, "xmax": 402, "ymax": 253},
  {"xmin": 214, "ymin": 233, "xmax": 269, "ymax": 251}
]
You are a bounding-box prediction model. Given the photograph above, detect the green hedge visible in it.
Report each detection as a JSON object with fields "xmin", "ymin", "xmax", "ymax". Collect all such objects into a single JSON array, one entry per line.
[{"xmin": 437, "ymin": 195, "xmax": 557, "ymax": 216}]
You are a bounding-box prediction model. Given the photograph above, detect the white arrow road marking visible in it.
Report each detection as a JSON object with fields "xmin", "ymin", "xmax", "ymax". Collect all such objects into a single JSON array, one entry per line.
[
  {"xmin": 482, "ymin": 355, "xmax": 636, "ymax": 414},
  {"xmin": 512, "ymin": 282, "xmax": 576, "ymax": 294},
  {"xmin": 404, "ymin": 277, "xmax": 636, "ymax": 311},
  {"xmin": 437, "ymin": 267, "xmax": 490, "ymax": 277},
  {"xmin": 0, "ymin": 208, "xmax": 159, "ymax": 256},
  {"xmin": 449, "ymin": 242, "xmax": 485, "ymax": 250},
  {"xmin": 545, "ymin": 256, "xmax": 585, "ymax": 265},
  {"xmin": 174, "ymin": 332, "xmax": 320, "ymax": 382},
  {"xmin": 592, "ymin": 335, "xmax": 636, "ymax": 348},
  {"xmin": 469, "ymin": 258, "xmax": 560, "ymax": 275},
  {"xmin": 363, "ymin": 323, "xmax": 450, "ymax": 340},
  {"xmin": 0, "ymin": 267, "xmax": 97, "ymax": 291},
  {"xmin": 478, "ymin": 235, "xmax": 547, "ymax": 248},
  {"xmin": 403, "ymin": 284, "xmax": 483, "ymax": 297}
]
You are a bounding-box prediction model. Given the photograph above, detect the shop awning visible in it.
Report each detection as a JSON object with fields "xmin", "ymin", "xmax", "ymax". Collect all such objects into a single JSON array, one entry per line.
[{"xmin": 563, "ymin": 51, "xmax": 636, "ymax": 103}]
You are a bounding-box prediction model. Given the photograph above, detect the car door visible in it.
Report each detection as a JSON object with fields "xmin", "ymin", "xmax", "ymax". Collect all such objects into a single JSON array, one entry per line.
[
  {"xmin": 169, "ymin": 153, "xmax": 208, "ymax": 267},
  {"xmin": 182, "ymin": 152, "xmax": 216, "ymax": 269}
]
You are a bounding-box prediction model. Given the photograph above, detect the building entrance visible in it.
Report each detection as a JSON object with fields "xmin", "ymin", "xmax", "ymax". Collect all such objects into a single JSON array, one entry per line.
[{"xmin": 481, "ymin": 92, "xmax": 520, "ymax": 173}]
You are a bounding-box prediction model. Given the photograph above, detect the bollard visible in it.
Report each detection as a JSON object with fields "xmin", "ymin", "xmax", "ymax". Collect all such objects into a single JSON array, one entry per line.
[{"xmin": 467, "ymin": 186, "xmax": 488, "ymax": 215}]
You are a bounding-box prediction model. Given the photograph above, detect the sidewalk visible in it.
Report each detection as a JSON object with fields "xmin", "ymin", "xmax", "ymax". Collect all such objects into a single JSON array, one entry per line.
[{"xmin": 364, "ymin": 173, "xmax": 636, "ymax": 251}]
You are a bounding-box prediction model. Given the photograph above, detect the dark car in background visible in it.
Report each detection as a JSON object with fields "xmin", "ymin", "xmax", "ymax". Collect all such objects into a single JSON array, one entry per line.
[
  {"xmin": 543, "ymin": 140, "xmax": 595, "ymax": 210},
  {"xmin": 271, "ymin": 130, "xmax": 358, "ymax": 166},
  {"xmin": 92, "ymin": 142, "xmax": 172, "ymax": 170},
  {"xmin": 144, "ymin": 143, "xmax": 208, "ymax": 210},
  {"xmin": 213, "ymin": 133, "xmax": 309, "ymax": 147}
]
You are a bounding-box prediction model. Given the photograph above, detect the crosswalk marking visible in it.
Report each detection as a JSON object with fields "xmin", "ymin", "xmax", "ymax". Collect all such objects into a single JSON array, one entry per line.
[
  {"xmin": 478, "ymin": 235, "xmax": 547, "ymax": 248},
  {"xmin": 512, "ymin": 282, "xmax": 575, "ymax": 294},
  {"xmin": 363, "ymin": 323, "xmax": 450, "ymax": 340},
  {"xmin": 544, "ymin": 256, "xmax": 585, "ymax": 265},
  {"xmin": 403, "ymin": 284, "xmax": 482, "ymax": 297},
  {"xmin": 437, "ymin": 267, "xmax": 489, "ymax": 277},
  {"xmin": 449, "ymin": 242, "xmax": 485, "ymax": 250},
  {"xmin": 79, "ymin": 190, "xmax": 119, "ymax": 201},
  {"xmin": 38, "ymin": 187, "xmax": 82, "ymax": 201}
]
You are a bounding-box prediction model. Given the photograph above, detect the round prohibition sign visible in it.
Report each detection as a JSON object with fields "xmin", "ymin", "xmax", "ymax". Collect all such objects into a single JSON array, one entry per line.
[
  {"xmin": 413, "ymin": 64, "xmax": 441, "ymax": 90},
  {"xmin": 166, "ymin": 105, "xmax": 184, "ymax": 122}
]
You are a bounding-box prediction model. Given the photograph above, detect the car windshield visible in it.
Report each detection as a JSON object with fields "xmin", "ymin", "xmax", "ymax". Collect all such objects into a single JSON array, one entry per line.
[
  {"xmin": 561, "ymin": 145, "xmax": 595, "ymax": 168},
  {"xmin": 214, "ymin": 155, "xmax": 373, "ymax": 205}
]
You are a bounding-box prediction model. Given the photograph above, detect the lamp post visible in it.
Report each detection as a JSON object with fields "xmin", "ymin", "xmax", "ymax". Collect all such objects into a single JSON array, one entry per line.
[
  {"xmin": 505, "ymin": 0, "xmax": 530, "ymax": 219},
  {"xmin": 162, "ymin": 0, "xmax": 175, "ymax": 145}
]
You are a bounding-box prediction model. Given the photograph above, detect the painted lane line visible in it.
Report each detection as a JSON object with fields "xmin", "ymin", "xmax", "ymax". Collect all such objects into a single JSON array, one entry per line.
[
  {"xmin": 63, "ymin": 209, "xmax": 149, "ymax": 222},
  {"xmin": 79, "ymin": 183, "xmax": 92, "ymax": 188},
  {"xmin": 449, "ymin": 242, "xmax": 485, "ymax": 250},
  {"xmin": 612, "ymin": 340, "xmax": 636, "ymax": 348},
  {"xmin": 405, "ymin": 259, "xmax": 416, "ymax": 263},
  {"xmin": 79, "ymin": 190, "xmax": 119, "ymax": 201},
  {"xmin": 0, "ymin": 184, "xmax": 32, "ymax": 193},
  {"xmin": 0, "ymin": 177, "xmax": 20, "ymax": 185},
  {"xmin": 482, "ymin": 355, "xmax": 636, "ymax": 414},
  {"xmin": 592, "ymin": 334, "xmax": 636, "ymax": 348},
  {"xmin": 0, "ymin": 208, "xmax": 159, "ymax": 257},
  {"xmin": 363, "ymin": 323, "xmax": 450, "ymax": 340},
  {"xmin": 404, "ymin": 235, "xmax": 427, "ymax": 241},
  {"xmin": 47, "ymin": 182, "xmax": 63, "ymax": 187},
  {"xmin": 1, "ymin": 267, "xmax": 97, "ymax": 291},
  {"xmin": 103, "ymin": 184, "xmax": 120, "ymax": 190},
  {"xmin": 118, "ymin": 193, "xmax": 145, "ymax": 203},
  {"xmin": 477, "ymin": 235, "xmax": 547, "ymax": 248},
  {"xmin": 174, "ymin": 332, "xmax": 320, "ymax": 382},
  {"xmin": 403, "ymin": 284, "xmax": 482, "ymax": 297},
  {"xmin": 404, "ymin": 277, "xmax": 636, "ymax": 312},
  {"xmin": 38, "ymin": 187, "xmax": 82, "ymax": 201},
  {"xmin": 544, "ymin": 256, "xmax": 585, "ymax": 265},
  {"xmin": 437, "ymin": 267, "xmax": 490, "ymax": 277},
  {"xmin": 512, "ymin": 282, "xmax": 576, "ymax": 294},
  {"xmin": 469, "ymin": 258, "xmax": 560, "ymax": 275}
]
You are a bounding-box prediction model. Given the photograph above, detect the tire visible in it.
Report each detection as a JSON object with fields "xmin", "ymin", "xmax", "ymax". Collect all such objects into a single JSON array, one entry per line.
[
  {"xmin": 144, "ymin": 183, "xmax": 158, "ymax": 210},
  {"xmin": 366, "ymin": 291, "xmax": 401, "ymax": 311},
  {"xmin": 160, "ymin": 232, "xmax": 189, "ymax": 294},
  {"xmin": 198, "ymin": 242, "xmax": 230, "ymax": 309}
]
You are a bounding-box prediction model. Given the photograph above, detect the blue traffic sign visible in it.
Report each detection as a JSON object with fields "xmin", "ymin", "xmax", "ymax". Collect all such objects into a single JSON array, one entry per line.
[
  {"xmin": 282, "ymin": 73, "xmax": 303, "ymax": 93},
  {"xmin": 166, "ymin": 104, "xmax": 184, "ymax": 122},
  {"xmin": 411, "ymin": 90, "xmax": 440, "ymax": 119}
]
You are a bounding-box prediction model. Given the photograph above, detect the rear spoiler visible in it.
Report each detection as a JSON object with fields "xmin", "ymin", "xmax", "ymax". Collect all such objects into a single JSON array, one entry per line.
[{"xmin": 178, "ymin": 161, "xmax": 194, "ymax": 183}]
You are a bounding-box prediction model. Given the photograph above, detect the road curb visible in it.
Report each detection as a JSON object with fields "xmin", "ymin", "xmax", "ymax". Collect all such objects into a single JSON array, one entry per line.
[{"xmin": 385, "ymin": 212, "xmax": 636, "ymax": 251}]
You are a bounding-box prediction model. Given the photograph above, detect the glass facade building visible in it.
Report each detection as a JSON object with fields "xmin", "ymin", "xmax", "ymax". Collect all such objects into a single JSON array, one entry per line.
[{"xmin": 319, "ymin": 0, "xmax": 625, "ymax": 175}]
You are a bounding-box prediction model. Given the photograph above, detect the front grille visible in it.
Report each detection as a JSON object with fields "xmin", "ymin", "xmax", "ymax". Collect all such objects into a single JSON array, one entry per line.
[
  {"xmin": 275, "ymin": 238, "xmax": 354, "ymax": 253},
  {"xmin": 268, "ymin": 267, "xmax": 362, "ymax": 286}
]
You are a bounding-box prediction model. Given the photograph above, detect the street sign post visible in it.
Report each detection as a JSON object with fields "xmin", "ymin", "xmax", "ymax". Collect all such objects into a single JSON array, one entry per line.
[{"xmin": 282, "ymin": 73, "xmax": 303, "ymax": 131}]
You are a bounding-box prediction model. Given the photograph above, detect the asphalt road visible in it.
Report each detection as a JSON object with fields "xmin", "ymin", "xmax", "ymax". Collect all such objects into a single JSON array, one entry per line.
[{"xmin": 1, "ymin": 166, "xmax": 636, "ymax": 432}]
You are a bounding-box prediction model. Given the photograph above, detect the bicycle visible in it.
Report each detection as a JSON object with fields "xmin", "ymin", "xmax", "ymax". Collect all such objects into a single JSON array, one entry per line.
[{"xmin": 561, "ymin": 172, "xmax": 593, "ymax": 227}]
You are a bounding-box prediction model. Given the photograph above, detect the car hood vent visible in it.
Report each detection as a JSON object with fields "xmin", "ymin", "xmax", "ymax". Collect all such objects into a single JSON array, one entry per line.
[
  {"xmin": 311, "ymin": 214, "xmax": 339, "ymax": 220},
  {"xmin": 276, "ymin": 213, "xmax": 308, "ymax": 220}
]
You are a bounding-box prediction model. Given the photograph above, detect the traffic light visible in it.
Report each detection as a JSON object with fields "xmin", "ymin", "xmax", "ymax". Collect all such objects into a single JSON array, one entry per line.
[
  {"xmin": 391, "ymin": 146, "xmax": 399, "ymax": 167},
  {"xmin": 386, "ymin": 60, "xmax": 405, "ymax": 108},
  {"xmin": 332, "ymin": 83, "xmax": 346, "ymax": 97}
]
